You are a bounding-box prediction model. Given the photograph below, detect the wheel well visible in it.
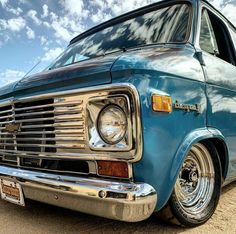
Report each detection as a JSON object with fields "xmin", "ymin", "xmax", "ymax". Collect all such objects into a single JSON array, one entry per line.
[{"xmin": 200, "ymin": 138, "xmax": 228, "ymax": 180}]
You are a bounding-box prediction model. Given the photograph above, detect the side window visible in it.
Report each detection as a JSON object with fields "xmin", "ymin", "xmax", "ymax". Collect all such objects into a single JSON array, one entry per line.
[
  {"xmin": 64, "ymin": 56, "xmax": 73, "ymax": 66},
  {"xmin": 74, "ymin": 54, "xmax": 88, "ymax": 63},
  {"xmin": 200, "ymin": 9, "xmax": 235, "ymax": 65},
  {"xmin": 200, "ymin": 10, "xmax": 218, "ymax": 55}
]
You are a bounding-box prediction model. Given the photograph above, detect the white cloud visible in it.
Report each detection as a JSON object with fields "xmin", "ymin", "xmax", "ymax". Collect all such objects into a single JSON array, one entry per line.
[
  {"xmin": 210, "ymin": 0, "xmax": 224, "ymax": 10},
  {"xmin": 26, "ymin": 26, "xmax": 35, "ymax": 39},
  {"xmin": 89, "ymin": 0, "xmax": 158, "ymax": 24},
  {"xmin": 209, "ymin": 0, "xmax": 236, "ymax": 26},
  {"xmin": 43, "ymin": 21, "xmax": 50, "ymax": 28},
  {"xmin": 0, "ymin": 19, "xmax": 7, "ymax": 30},
  {"xmin": 40, "ymin": 36, "xmax": 46, "ymax": 45},
  {"xmin": 0, "ymin": 69, "xmax": 25, "ymax": 85},
  {"xmin": 91, "ymin": 11, "xmax": 112, "ymax": 23},
  {"xmin": 51, "ymin": 20, "xmax": 73, "ymax": 41},
  {"xmin": 42, "ymin": 47, "xmax": 64, "ymax": 62},
  {"xmin": 47, "ymin": 4, "xmax": 86, "ymax": 45},
  {"xmin": 92, "ymin": 0, "xmax": 107, "ymax": 11},
  {"xmin": 48, "ymin": 12, "xmax": 84, "ymax": 42},
  {"xmin": 221, "ymin": 4, "xmax": 236, "ymax": 26},
  {"xmin": 112, "ymin": 0, "xmax": 157, "ymax": 15},
  {"xmin": 6, "ymin": 7, "xmax": 23, "ymax": 16},
  {"xmin": 42, "ymin": 4, "xmax": 49, "ymax": 18},
  {"xmin": 0, "ymin": 0, "xmax": 8, "ymax": 7},
  {"xmin": 8, "ymin": 17, "xmax": 26, "ymax": 31},
  {"xmin": 60, "ymin": 0, "xmax": 84, "ymax": 17},
  {"xmin": 0, "ymin": 17, "xmax": 26, "ymax": 32},
  {"xmin": 50, "ymin": 12, "xmax": 58, "ymax": 21},
  {"xmin": 27, "ymin": 10, "xmax": 41, "ymax": 25}
]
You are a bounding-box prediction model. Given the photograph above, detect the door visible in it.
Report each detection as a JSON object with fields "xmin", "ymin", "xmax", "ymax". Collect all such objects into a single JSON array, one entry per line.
[{"xmin": 199, "ymin": 7, "xmax": 236, "ymax": 180}]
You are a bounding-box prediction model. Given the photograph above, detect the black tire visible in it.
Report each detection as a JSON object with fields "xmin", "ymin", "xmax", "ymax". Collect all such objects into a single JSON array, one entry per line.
[{"xmin": 157, "ymin": 142, "xmax": 222, "ymax": 227}]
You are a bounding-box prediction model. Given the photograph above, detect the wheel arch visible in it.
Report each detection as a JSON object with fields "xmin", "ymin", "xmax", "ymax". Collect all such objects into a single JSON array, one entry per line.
[{"xmin": 169, "ymin": 127, "xmax": 229, "ymax": 200}]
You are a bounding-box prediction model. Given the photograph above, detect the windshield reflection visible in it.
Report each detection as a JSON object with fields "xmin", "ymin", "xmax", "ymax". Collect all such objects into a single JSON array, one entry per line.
[{"xmin": 49, "ymin": 3, "xmax": 190, "ymax": 70}]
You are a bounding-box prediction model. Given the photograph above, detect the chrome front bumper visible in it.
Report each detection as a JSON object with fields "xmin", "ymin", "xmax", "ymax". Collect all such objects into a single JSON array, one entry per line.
[{"xmin": 0, "ymin": 166, "xmax": 157, "ymax": 222}]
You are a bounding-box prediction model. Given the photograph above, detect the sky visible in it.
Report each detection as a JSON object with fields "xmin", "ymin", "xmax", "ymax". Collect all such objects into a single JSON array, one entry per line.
[{"xmin": 0, "ymin": 0, "xmax": 236, "ymax": 87}]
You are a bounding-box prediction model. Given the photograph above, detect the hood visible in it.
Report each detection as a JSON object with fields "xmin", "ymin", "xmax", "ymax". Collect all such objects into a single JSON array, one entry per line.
[
  {"xmin": 0, "ymin": 54, "xmax": 118, "ymax": 100},
  {"xmin": 0, "ymin": 44, "xmax": 197, "ymax": 100}
]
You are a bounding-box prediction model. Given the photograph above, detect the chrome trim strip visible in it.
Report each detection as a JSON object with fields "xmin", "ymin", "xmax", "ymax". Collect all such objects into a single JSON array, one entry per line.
[
  {"xmin": 0, "ymin": 149, "xmax": 134, "ymax": 160},
  {"xmin": 12, "ymin": 84, "xmax": 136, "ymax": 103},
  {"xmin": 0, "ymin": 166, "xmax": 157, "ymax": 222}
]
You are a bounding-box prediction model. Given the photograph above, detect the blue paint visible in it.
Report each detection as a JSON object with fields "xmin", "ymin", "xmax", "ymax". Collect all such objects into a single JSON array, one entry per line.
[{"xmin": 0, "ymin": 0, "xmax": 235, "ymax": 213}]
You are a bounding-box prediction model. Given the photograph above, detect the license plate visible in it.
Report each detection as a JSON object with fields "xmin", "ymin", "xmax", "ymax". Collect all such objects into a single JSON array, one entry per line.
[{"xmin": 0, "ymin": 179, "xmax": 25, "ymax": 206}]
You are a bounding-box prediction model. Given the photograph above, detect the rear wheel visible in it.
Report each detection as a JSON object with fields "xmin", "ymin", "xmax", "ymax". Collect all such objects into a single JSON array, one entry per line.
[{"xmin": 158, "ymin": 142, "xmax": 222, "ymax": 227}]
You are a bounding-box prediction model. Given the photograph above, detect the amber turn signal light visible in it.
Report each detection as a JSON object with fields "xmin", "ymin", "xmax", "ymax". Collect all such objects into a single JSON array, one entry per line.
[
  {"xmin": 97, "ymin": 161, "xmax": 129, "ymax": 178},
  {"xmin": 152, "ymin": 95, "xmax": 172, "ymax": 113}
]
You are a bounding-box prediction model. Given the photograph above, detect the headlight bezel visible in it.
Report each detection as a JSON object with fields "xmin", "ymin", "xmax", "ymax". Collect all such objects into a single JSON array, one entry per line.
[
  {"xmin": 87, "ymin": 94, "xmax": 133, "ymax": 152},
  {"xmin": 96, "ymin": 104, "xmax": 128, "ymax": 145}
]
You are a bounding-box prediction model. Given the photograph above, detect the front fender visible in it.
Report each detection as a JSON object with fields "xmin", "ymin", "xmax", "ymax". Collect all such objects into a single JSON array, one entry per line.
[{"xmin": 134, "ymin": 127, "xmax": 227, "ymax": 211}]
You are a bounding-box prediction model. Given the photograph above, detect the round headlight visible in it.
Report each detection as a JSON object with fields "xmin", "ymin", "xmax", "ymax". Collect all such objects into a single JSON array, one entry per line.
[{"xmin": 97, "ymin": 105, "xmax": 127, "ymax": 145}]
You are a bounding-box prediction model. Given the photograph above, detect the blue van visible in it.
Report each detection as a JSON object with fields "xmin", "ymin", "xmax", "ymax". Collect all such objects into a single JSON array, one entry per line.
[{"xmin": 0, "ymin": 0, "xmax": 235, "ymax": 227}]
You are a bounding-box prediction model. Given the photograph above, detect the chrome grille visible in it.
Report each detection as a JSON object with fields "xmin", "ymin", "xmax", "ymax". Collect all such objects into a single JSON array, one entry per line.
[
  {"xmin": 0, "ymin": 84, "xmax": 141, "ymax": 170},
  {"xmin": 0, "ymin": 95, "xmax": 86, "ymax": 164}
]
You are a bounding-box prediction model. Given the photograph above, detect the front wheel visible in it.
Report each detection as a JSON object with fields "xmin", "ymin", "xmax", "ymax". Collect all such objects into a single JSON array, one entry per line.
[{"xmin": 158, "ymin": 142, "xmax": 222, "ymax": 227}]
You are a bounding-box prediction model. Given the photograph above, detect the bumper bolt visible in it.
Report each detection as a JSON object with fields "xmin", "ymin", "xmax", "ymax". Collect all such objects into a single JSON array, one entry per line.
[{"xmin": 98, "ymin": 190, "xmax": 106, "ymax": 198}]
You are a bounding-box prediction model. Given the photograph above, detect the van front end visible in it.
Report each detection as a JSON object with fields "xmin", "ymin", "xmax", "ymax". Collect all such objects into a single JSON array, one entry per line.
[{"xmin": 0, "ymin": 83, "xmax": 157, "ymax": 222}]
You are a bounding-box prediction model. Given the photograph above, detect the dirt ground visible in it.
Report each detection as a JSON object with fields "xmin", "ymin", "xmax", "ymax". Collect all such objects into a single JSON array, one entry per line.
[{"xmin": 0, "ymin": 182, "xmax": 235, "ymax": 234}]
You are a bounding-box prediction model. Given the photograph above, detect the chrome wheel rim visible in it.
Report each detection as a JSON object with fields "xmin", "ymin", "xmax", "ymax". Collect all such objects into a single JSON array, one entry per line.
[{"xmin": 174, "ymin": 143, "xmax": 215, "ymax": 216}]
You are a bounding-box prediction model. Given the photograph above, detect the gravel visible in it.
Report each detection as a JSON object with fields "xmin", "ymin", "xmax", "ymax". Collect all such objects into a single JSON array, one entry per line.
[{"xmin": 0, "ymin": 181, "xmax": 235, "ymax": 234}]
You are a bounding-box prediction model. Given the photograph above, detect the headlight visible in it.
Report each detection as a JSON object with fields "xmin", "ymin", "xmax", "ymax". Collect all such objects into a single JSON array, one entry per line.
[{"xmin": 97, "ymin": 105, "xmax": 127, "ymax": 145}]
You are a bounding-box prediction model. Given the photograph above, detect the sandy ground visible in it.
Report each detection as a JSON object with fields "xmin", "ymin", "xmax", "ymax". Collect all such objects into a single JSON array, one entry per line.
[{"xmin": 0, "ymin": 182, "xmax": 235, "ymax": 234}]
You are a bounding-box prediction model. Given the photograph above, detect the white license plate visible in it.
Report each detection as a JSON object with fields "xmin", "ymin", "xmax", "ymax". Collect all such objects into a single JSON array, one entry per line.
[{"xmin": 0, "ymin": 179, "xmax": 25, "ymax": 206}]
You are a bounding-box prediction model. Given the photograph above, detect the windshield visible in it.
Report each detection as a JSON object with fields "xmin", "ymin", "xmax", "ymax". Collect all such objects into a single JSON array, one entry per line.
[{"xmin": 49, "ymin": 3, "xmax": 191, "ymax": 70}]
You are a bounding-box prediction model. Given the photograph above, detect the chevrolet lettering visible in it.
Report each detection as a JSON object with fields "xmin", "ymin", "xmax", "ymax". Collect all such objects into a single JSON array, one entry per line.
[{"xmin": 0, "ymin": 0, "xmax": 235, "ymax": 227}]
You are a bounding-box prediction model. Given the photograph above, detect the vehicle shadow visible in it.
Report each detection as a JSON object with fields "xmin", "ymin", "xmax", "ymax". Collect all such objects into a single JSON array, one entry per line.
[{"xmin": 221, "ymin": 181, "xmax": 236, "ymax": 194}]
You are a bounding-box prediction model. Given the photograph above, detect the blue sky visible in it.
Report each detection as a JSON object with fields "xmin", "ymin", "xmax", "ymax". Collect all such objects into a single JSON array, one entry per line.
[{"xmin": 0, "ymin": 0, "xmax": 235, "ymax": 87}]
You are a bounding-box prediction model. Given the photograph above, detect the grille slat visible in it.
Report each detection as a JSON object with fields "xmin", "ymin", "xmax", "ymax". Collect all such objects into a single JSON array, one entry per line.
[
  {"xmin": 0, "ymin": 123, "xmax": 84, "ymax": 130},
  {"xmin": 1, "ymin": 137, "xmax": 85, "ymax": 141},
  {"xmin": 21, "ymin": 123, "xmax": 85, "ymax": 128},
  {"xmin": 0, "ymin": 143, "xmax": 86, "ymax": 149},
  {"xmin": 14, "ymin": 100, "xmax": 83, "ymax": 112},
  {"xmin": 0, "ymin": 109, "xmax": 13, "ymax": 115},
  {"xmin": 0, "ymin": 114, "xmax": 14, "ymax": 120},
  {"xmin": 15, "ymin": 109, "xmax": 83, "ymax": 118},
  {"xmin": 0, "ymin": 119, "xmax": 78, "ymax": 125},
  {"xmin": 0, "ymin": 149, "xmax": 90, "ymax": 158},
  {"xmin": 3, "ymin": 115, "xmax": 84, "ymax": 124},
  {"xmin": 0, "ymin": 130, "xmax": 84, "ymax": 135}
]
